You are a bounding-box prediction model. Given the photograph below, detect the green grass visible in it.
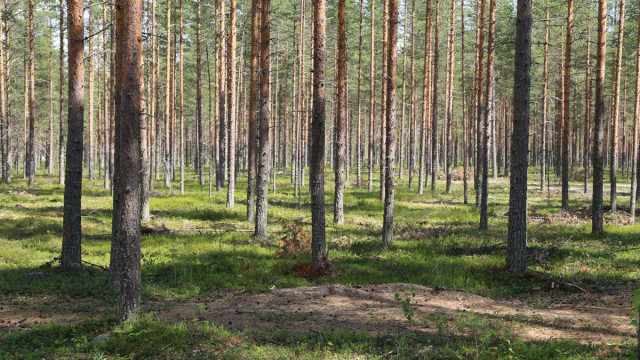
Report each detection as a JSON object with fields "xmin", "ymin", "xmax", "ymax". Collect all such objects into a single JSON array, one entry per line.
[{"xmin": 0, "ymin": 165, "xmax": 637, "ymax": 358}]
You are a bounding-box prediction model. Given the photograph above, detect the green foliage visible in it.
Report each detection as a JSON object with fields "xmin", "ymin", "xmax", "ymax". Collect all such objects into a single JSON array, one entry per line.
[
  {"xmin": 276, "ymin": 217, "xmax": 311, "ymax": 258},
  {"xmin": 0, "ymin": 171, "xmax": 639, "ymax": 358},
  {"xmin": 393, "ymin": 286, "xmax": 416, "ymax": 323}
]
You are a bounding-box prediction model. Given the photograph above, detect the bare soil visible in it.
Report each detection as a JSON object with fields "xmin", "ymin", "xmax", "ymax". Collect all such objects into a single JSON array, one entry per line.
[{"xmin": 1, "ymin": 283, "xmax": 634, "ymax": 346}]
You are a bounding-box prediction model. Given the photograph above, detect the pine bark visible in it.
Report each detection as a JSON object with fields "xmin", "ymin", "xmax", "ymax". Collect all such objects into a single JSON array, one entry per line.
[
  {"xmin": 382, "ymin": 0, "xmax": 398, "ymax": 246},
  {"xmin": 368, "ymin": 0, "xmax": 375, "ymax": 192},
  {"xmin": 540, "ymin": 7, "xmax": 549, "ymax": 191},
  {"xmin": 333, "ymin": 0, "xmax": 346, "ymax": 224},
  {"xmin": 445, "ymin": 0, "xmax": 456, "ymax": 193},
  {"xmin": 0, "ymin": 5, "xmax": 7, "ymax": 183},
  {"xmin": 26, "ymin": 0, "xmax": 35, "ymax": 187},
  {"xmin": 164, "ymin": 0, "xmax": 172, "ymax": 189},
  {"xmin": 88, "ymin": 10, "xmax": 95, "ymax": 181},
  {"xmin": 356, "ymin": 0, "xmax": 363, "ymax": 189},
  {"xmin": 480, "ymin": 0, "xmax": 495, "ymax": 230},
  {"xmin": 592, "ymin": 0, "xmax": 607, "ymax": 234},
  {"xmin": 179, "ymin": 0, "xmax": 185, "ymax": 194},
  {"xmin": 561, "ymin": 0, "xmax": 573, "ymax": 209},
  {"xmin": 61, "ymin": 0, "xmax": 85, "ymax": 269},
  {"xmin": 226, "ymin": 0, "xmax": 237, "ymax": 208},
  {"xmin": 630, "ymin": 9, "xmax": 640, "ymax": 224},
  {"xmin": 461, "ymin": 0, "xmax": 468, "ymax": 203},
  {"xmin": 430, "ymin": 0, "xmax": 440, "ymax": 192},
  {"xmin": 610, "ymin": 0, "xmax": 625, "ymax": 213},
  {"xmin": 113, "ymin": 0, "xmax": 143, "ymax": 323},
  {"xmin": 311, "ymin": 0, "xmax": 328, "ymax": 270},
  {"xmin": 254, "ymin": 0, "xmax": 271, "ymax": 239},
  {"xmin": 506, "ymin": 0, "xmax": 532, "ymax": 272},
  {"xmin": 247, "ymin": 0, "xmax": 260, "ymax": 221}
]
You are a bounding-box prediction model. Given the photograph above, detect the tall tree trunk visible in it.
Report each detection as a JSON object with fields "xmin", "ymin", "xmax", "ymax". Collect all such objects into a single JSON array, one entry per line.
[
  {"xmin": 418, "ymin": 0, "xmax": 432, "ymax": 195},
  {"xmin": 630, "ymin": 9, "xmax": 640, "ymax": 224},
  {"xmin": 592, "ymin": 0, "xmax": 607, "ymax": 234},
  {"xmin": 88, "ymin": 10, "xmax": 95, "ymax": 181},
  {"xmin": 506, "ymin": 0, "xmax": 532, "ymax": 272},
  {"xmin": 541, "ymin": 7, "xmax": 549, "ymax": 192},
  {"xmin": 226, "ymin": 0, "xmax": 237, "ymax": 208},
  {"xmin": 255, "ymin": 0, "xmax": 271, "ymax": 239},
  {"xmin": 61, "ymin": 0, "xmax": 85, "ymax": 269},
  {"xmin": 196, "ymin": 0, "xmax": 204, "ymax": 186},
  {"xmin": 48, "ymin": 51, "xmax": 54, "ymax": 175},
  {"xmin": 27, "ymin": 0, "xmax": 35, "ymax": 187},
  {"xmin": 179, "ymin": 0, "xmax": 185, "ymax": 194},
  {"xmin": 610, "ymin": 0, "xmax": 625, "ymax": 213},
  {"xmin": 356, "ymin": 0, "xmax": 363, "ymax": 189},
  {"xmin": 0, "ymin": 4, "xmax": 7, "ymax": 183},
  {"xmin": 445, "ymin": 0, "xmax": 456, "ymax": 193},
  {"xmin": 399, "ymin": 2, "xmax": 407, "ymax": 182},
  {"xmin": 382, "ymin": 0, "xmax": 398, "ymax": 246},
  {"xmin": 474, "ymin": 0, "xmax": 486, "ymax": 207},
  {"xmin": 430, "ymin": 0, "xmax": 439, "ymax": 192},
  {"xmin": 4, "ymin": 22, "xmax": 9, "ymax": 183},
  {"xmin": 461, "ymin": 0, "xmax": 468, "ymax": 204},
  {"xmin": 379, "ymin": 0, "xmax": 390, "ymax": 201},
  {"xmin": 333, "ymin": 0, "xmax": 346, "ymax": 224},
  {"xmin": 216, "ymin": 0, "xmax": 226, "ymax": 191},
  {"xmin": 408, "ymin": 0, "xmax": 416, "ymax": 189},
  {"xmin": 112, "ymin": 0, "xmax": 143, "ymax": 324},
  {"xmin": 368, "ymin": 0, "xmax": 375, "ymax": 192},
  {"xmin": 247, "ymin": 0, "xmax": 260, "ymax": 221},
  {"xmin": 103, "ymin": 2, "xmax": 109, "ymax": 189},
  {"xmin": 311, "ymin": 0, "xmax": 328, "ymax": 270},
  {"xmin": 164, "ymin": 0, "xmax": 172, "ymax": 189},
  {"xmin": 140, "ymin": 40, "xmax": 150, "ymax": 222},
  {"xmin": 584, "ymin": 27, "xmax": 591, "ymax": 194},
  {"xmin": 561, "ymin": 0, "xmax": 573, "ymax": 209},
  {"xmin": 480, "ymin": 0, "xmax": 495, "ymax": 231}
]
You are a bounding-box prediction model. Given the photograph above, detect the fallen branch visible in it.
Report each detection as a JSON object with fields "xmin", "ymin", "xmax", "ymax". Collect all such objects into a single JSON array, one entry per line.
[
  {"xmin": 141, "ymin": 225, "xmax": 280, "ymax": 235},
  {"xmin": 529, "ymin": 269, "xmax": 586, "ymax": 293},
  {"xmin": 81, "ymin": 260, "xmax": 108, "ymax": 271}
]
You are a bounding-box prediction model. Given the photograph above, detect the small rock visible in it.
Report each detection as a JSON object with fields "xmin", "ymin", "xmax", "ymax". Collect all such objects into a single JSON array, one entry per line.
[
  {"xmin": 93, "ymin": 332, "xmax": 111, "ymax": 343},
  {"xmin": 26, "ymin": 272, "xmax": 46, "ymax": 281}
]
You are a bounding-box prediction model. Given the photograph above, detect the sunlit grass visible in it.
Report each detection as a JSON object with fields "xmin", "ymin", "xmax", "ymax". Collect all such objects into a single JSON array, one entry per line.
[{"xmin": 0, "ymin": 165, "xmax": 637, "ymax": 358}]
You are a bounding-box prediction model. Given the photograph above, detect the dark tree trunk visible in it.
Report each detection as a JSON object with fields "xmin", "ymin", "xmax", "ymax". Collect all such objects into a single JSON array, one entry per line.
[
  {"xmin": 226, "ymin": 0, "xmax": 237, "ymax": 208},
  {"xmin": 356, "ymin": 0, "xmax": 363, "ymax": 189},
  {"xmin": 444, "ymin": 0, "xmax": 456, "ymax": 193},
  {"xmin": 480, "ymin": 0, "xmax": 495, "ymax": 231},
  {"xmin": 506, "ymin": 0, "xmax": 532, "ymax": 272},
  {"xmin": 61, "ymin": 0, "xmax": 85, "ymax": 269},
  {"xmin": 631, "ymin": 8, "xmax": 640, "ymax": 225},
  {"xmin": 311, "ymin": 0, "xmax": 328, "ymax": 270},
  {"xmin": 561, "ymin": 0, "xmax": 573, "ymax": 209},
  {"xmin": 430, "ymin": 0, "xmax": 439, "ymax": 192},
  {"xmin": 610, "ymin": 0, "xmax": 625, "ymax": 213},
  {"xmin": 592, "ymin": 0, "xmax": 607, "ymax": 234},
  {"xmin": 418, "ymin": 0, "xmax": 432, "ymax": 195},
  {"xmin": 254, "ymin": 0, "xmax": 270, "ymax": 239},
  {"xmin": 541, "ymin": 7, "xmax": 549, "ymax": 192},
  {"xmin": 196, "ymin": 0, "xmax": 204, "ymax": 186},
  {"xmin": 334, "ymin": 0, "xmax": 346, "ymax": 225},
  {"xmin": 27, "ymin": 0, "xmax": 35, "ymax": 187},
  {"xmin": 382, "ymin": 0, "xmax": 398, "ymax": 246},
  {"xmin": 461, "ymin": 0, "xmax": 468, "ymax": 204},
  {"xmin": 246, "ymin": 0, "xmax": 259, "ymax": 222},
  {"xmin": 112, "ymin": 0, "xmax": 143, "ymax": 324},
  {"xmin": 368, "ymin": 0, "xmax": 375, "ymax": 192},
  {"xmin": 164, "ymin": 0, "xmax": 172, "ymax": 189}
]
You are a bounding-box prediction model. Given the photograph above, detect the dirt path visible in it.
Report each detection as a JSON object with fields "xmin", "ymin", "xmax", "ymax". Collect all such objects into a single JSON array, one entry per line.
[{"xmin": 1, "ymin": 284, "xmax": 634, "ymax": 346}]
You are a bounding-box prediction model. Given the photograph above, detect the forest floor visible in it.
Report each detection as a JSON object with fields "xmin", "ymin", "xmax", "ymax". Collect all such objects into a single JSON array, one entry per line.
[{"xmin": 0, "ymin": 167, "xmax": 639, "ymax": 359}]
